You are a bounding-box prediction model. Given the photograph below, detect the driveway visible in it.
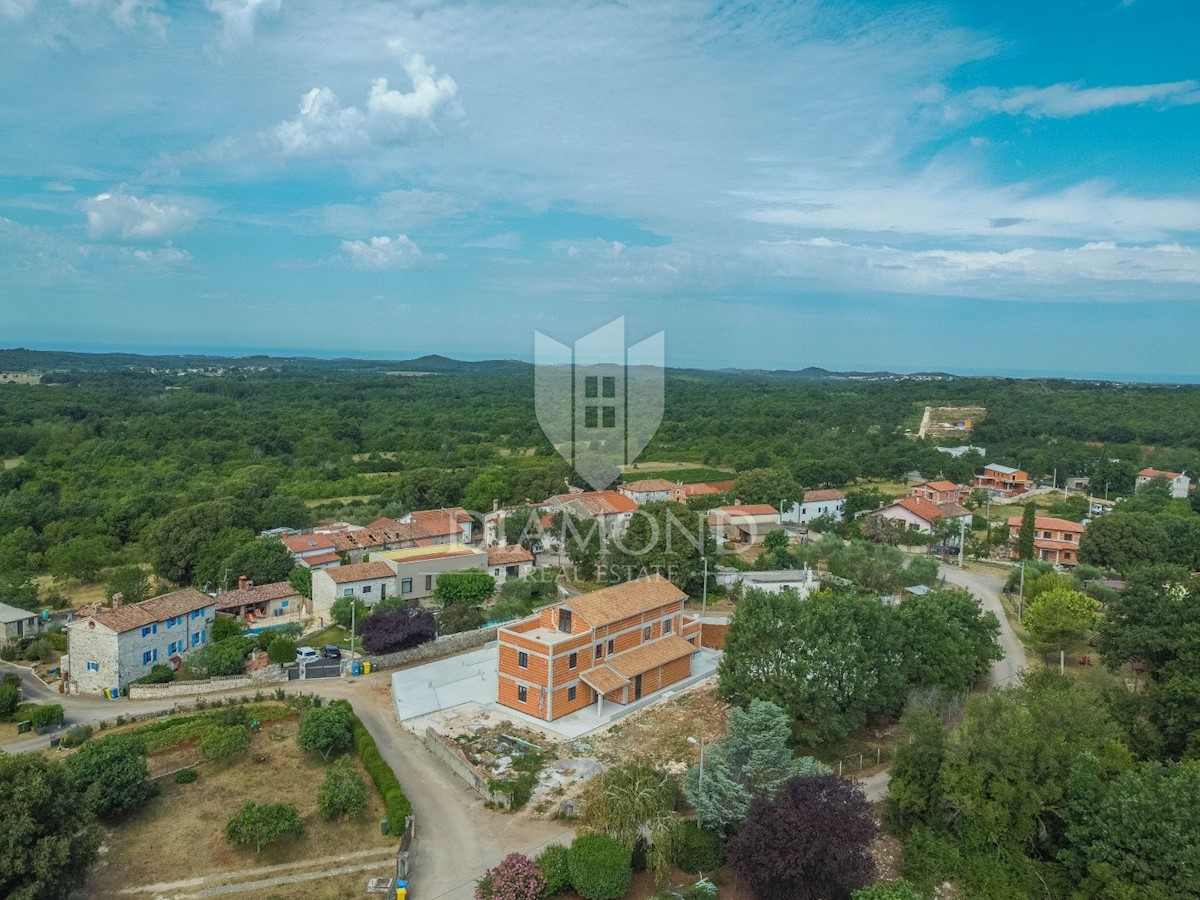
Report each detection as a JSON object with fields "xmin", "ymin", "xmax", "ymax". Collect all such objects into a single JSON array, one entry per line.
[
  {"xmin": 391, "ymin": 645, "xmax": 499, "ymax": 722},
  {"xmin": 940, "ymin": 565, "xmax": 1028, "ymax": 688}
]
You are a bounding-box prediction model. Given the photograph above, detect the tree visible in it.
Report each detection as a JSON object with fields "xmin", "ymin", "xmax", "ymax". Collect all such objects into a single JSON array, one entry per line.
[
  {"xmin": 762, "ymin": 528, "xmax": 789, "ymax": 556},
  {"xmin": 0, "ymin": 753, "xmax": 103, "ymax": 900},
  {"xmin": 1022, "ymin": 586, "xmax": 1100, "ymax": 658},
  {"xmin": 719, "ymin": 588, "xmax": 905, "ymax": 746},
  {"xmin": 885, "ymin": 709, "xmax": 947, "ymax": 833},
  {"xmin": 0, "ymin": 672, "xmax": 21, "ymax": 719},
  {"xmin": 199, "ymin": 724, "xmax": 251, "ymax": 761},
  {"xmin": 895, "ymin": 589, "xmax": 1002, "ymax": 694},
  {"xmin": 104, "ymin": 565, "xmax": 151, "ymax": 605},
  {"xmin": 556, "ymin": 511, "xmax": 603, "ymax": 581},
  {"xmin": 145, "ymin": 501, "xmax": 238, "ymax": 585},
  {"xmin": 727, "ymin": 774, "xmax": 878, "ymax": 900},
  {"xmin": 329, "ymin": 595, "xmax": 368, "ymax": 629},
  {"xmin": 288, "ymin": 564, "xmax": 312, "ymax": 599},
  {"xmin": 1061, "ymin": 756, "xmax": 1200, "ymax": 899},
  {"xmin": 580, "ymin": 762, "xmax": 681, "ymax": 882},
  {"xmin": 65, "ymin": 733, "xmax": 157, "ymax": 820},
  {"xmin": 266, "ymin": 636, "xmax": 298, "ymax": 664},
  {"xmin": 903, "ymin": 555, "xmax": 939, "ymax": 587},
  {"xmin": 221, "ymin": 538, "xmax": 297, "ymax": 587},
  {"xmin": 567, "ymin": 834, "xmax": 632, "ymax": 900},
  {"xmin": 605, "ymin": 501, "xmax": 713, "ymax": 594},
  {"xmin": 46, "ymin": 535, "xmax": 117, "ymax": 582},
  {"xmin": 1078, "ymin": 512, "xmax": 1169, "ymax": 572},
  {"xmin": 225, "ymin": 801, "xmax": 304, "ymax": 853},
  {"xmin": 188, "ymin": 636, "xmax": 251, "ymax": 676},
  {"xmin": 194, "ymin": 526, "xmax": 256, "ymax": 590},
  {"xmin": 211, "ymin": 614, "xmax": 243, "ymax": 643},
  {"xmin": 684, "ymin": 699, "xmax": 824, "ymax": 832},
  {"xmin": 1016, "ymin": 504, "xmax": 1036, "ymax": 562},
  {"xmin": 296, "ymin": 700, "xmax": 355, "ymax": 761},
  {"xmin": 439, "ymin": 603, "xmax": 487, "ymax": 634},
  {"xmin": 361, "ymin": 605, "xmax": 438, "ymax": 654},
  {"xmin": 432, "ymin": 570, "xmax": 496, "ymax": 606},
  {"xmin": 476, "ymin": 851, "xmax": 546, "ymax": 900},
  {"xmin": 318, "ymin": 757, "xmax": 368, "ymax": 820},
  {"xmin": 731, "ymin": 467, "xmax": 801, "ymax": 506},
  {"xmin": 503, "ymin": 507, "xmax": 543, "ymax": 550}
]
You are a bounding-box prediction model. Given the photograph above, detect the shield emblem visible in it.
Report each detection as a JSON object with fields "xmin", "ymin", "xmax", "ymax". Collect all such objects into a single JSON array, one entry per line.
[{"xmin": 535, "ymin": 317, "xmax": 664, "ymax": 490}]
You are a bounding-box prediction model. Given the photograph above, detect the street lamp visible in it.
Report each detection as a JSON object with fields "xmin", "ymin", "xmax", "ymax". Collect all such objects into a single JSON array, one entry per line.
[{"xmin": 701, "ymin": 556, "xmax": 709, "ymax": 622}]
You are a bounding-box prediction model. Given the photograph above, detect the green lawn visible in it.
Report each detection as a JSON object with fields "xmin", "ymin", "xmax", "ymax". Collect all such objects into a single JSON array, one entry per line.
[{"xmin": 303, "ymin": 624, "xmax": 356, "ymax": 651}]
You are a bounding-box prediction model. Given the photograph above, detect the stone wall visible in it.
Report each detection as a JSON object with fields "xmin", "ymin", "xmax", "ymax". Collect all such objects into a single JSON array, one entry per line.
[
  {"xmin": 363, "ymin": 626, "xmax": 498, "ymax": 671},
  {"xmin": 422, "ymin": 727, "xmax": 511, "ymax": 808},
  {"xmin": 128, "ymin": 664, "xmax": 285, "ymax": 699}
]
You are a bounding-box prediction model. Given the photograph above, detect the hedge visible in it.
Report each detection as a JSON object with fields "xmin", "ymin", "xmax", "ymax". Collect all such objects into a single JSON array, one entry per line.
[
  {"xmin": 349, "ymin": 712, "xmax": 412, "ymax": 835},
  {"xmin": 568, "ymin": 834, "xmax": 632, "ymax": 900},
  {"xmin": 673, "ymin": 821, "xmax": 721, "ymax": 874}
]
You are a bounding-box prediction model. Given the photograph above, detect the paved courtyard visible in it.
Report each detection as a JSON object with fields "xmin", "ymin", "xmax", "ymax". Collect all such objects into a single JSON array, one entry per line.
[{"xmin": 391, "ymin": 642, "xmax": 722, "ymax": 740}]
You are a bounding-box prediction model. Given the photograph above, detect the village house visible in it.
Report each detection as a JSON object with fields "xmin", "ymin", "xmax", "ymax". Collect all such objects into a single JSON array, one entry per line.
[
  {"xmin": 543, "ymin": 490, "xmax": 638, "ymax": 541},
  {"xmin": 1007, "ymin": 515, "xmax": 1087, "ymax": 567},
  {"xmin": 974, "ymin": 463, "xmax": 1031, "ymax": 498},
  {"xmin": 681, "ymin": 479, "xmax": 735, "ymax": 498},
  {"xmin": 213, "ymin": 577, "xmax": 304, "ymax": 624},
  {"xmin": 67, "ymin": 588, "xmax": 216, "ymax": 695},
  {"xmin": 1136, "ymin": 468, "xmax": 1192, "ymax": 499},
  {"xmin": 377, "ymin": 544, "xmax": 490, "ymax": 602},
  {"xmin": 738, "ymin": 568, "xmax": 821, "ymax": 598},
  {"xmin": 782, "ymin": 489, "xmax": 846, "ymax": 525},
  {"xmin": 873, "ymin": 496, "xmax": 972, "ymax": 535},
  {"xmin": 311, "ymin": 561, "xmax": 397, "ymax": 625},
  {"xmin": 0, "ymin": 601, "xmax": 40, "ymax": 642},
  {"xmin": 487, "ymin": 544, "xmax": 536, "ymax": 585},
  {"xmin": 709, "ymin": 503, "xmax": 781, "ymax": 545},
  {"xmin": 282, "ymin": 532, "xmax": 341, "ymax": 571},
  {"xmin": 618, "ymin": 478, "xmax": 686, "ymax": 505},
  {"xmin": 910, "ymin": 480, "xmax": 966, "ymax": 505},
  {"xmin": 496, "ymin": 575, "xmax": 702, "ymax": 721},
  {"xmin": 397, "ymin": 507, "xmax": 475, "ymax": 544}
]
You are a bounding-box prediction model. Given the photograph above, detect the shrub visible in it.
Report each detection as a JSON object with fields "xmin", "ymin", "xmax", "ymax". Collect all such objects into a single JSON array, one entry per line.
[
  {"xmin": 225, "ymin": 801, "xmax": 304, "ymax": 853},
  {"xmin": 0, "ymin": 640, "xmax": 21, "ymax": 661},
  {"xmin": 297, "ymin": 701, "xmax": 355, "ymax": 760},
  {"xmin": 23, "ymin": 638, "xmax": 51, "ymax": 661},
  {"xmin": 28, "ymin": 703, "xmax": 64, "ymax": 729},
  {"xmin": 318, "ymin": 757, "xmax": 368, "ymax": 820},
  {"xmin": 46, "ymin": 631, "xmax": 70, "ymax": 652},
  {"xmin": 536, "ymin": 844, "xmax": 572, "ymax": 896},
  {"xmin": 188, "ymin": 636, "xmax": 252, "ymax": 676},
  {"xmin": 673, "ymin": 821, "xmax": 721, "ymax": 874},
  {"xmin": 361, "ymin": 606, "xmax": 437, "ymax": 655},
  {"xmin": 134, "ymin": 664, "xmax": 175, "ymax": 685},
  {"xmin": 175, "ymin": 767, "xmax": 198, "ymax": 784},
  {"xmin": 213, "ymin": 705, "xmax": 249, "ymax": 727},
  {"xmin": 568, "ymin": 834, "xmax": 632, "ymax": 900},
  {"xmin": 199, "ymin": 724, "xmax": 251, "ymax": 761},
  {"xmin": 267, "ymin": 636, "xmax": 298, "ymax": 664},
  {"xmin": 211, "ymin": 615, "xmax": 244, "ymax": 643},
  {"xmin": 0, "ymin": 672, "xmax": 21, "ymax": 720},
  {"xmin": 66, "ymin": 733, "xmax": 157, "ymax": 820},
  {"xmin": 476, "ymin": 852, "xmax": 545, "ymax": 900},
  {"xmin": 61, "ymin": 724, "xmax": 93, "ymax": 748},
  {"xmin": 351, "ymin": 714, "xmax": 411, "ymax": 833}
]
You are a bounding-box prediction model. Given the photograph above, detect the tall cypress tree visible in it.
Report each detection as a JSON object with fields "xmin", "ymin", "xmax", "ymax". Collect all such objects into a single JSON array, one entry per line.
[{"xmin": 1017, "ymin": 503, "xmax": 1037, "ymax": 561}]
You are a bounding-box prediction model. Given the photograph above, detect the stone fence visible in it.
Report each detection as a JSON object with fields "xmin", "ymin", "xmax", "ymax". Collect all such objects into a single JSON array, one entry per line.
[
  {"xmin": 362, "ymin": 626, "xmax": 498, "ymax": 672},
  {"xmin": 128, "ymin": 664, "xmax": 285, "ymax": 699},
  {"xmin": 422, "ymin": 727, "xmax": 511, "ymax": 808}
]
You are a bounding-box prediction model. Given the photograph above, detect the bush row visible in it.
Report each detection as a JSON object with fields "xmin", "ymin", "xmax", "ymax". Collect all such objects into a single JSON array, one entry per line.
[{"xmin": 349, "ymin": 712, "xmax": 412, "ymax": 834}]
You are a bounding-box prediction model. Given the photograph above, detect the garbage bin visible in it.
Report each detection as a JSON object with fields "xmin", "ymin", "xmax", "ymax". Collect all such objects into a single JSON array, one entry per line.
[
  {"xmin": 363, "ymin": 661, "xmax": 372, "ymax": 674},
  {"xmin": 395, "ymin": 879, "xmax": 407, "ymax": 900},
  {"xmin": 380, "ymin": 818, "xmax": 389, "ymax": 835},
  {"xmin": 352, "ymin": 661, "xmax": 363, "ymax": 676}
]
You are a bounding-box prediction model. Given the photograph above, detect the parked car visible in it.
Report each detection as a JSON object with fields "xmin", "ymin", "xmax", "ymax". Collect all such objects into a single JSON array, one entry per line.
[
  {"xmin": 296, "ymin": 646, "xmax": 320, "ymax": 664},
  {"xmin": 321, "ymin": 645, "xmax": 342, "ymax": 660}
]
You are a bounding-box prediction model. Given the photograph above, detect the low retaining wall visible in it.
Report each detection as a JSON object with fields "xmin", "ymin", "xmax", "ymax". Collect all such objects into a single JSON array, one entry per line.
[
  {"xmin": 364, "ymin": 627, "xmax": 498, "ymax": 671},
  {"xmin": 422, "ymin": 727, "xmax": 511, "ymax": 808},
  {"xmin": 128, "ymin": 665, "xmax": 285, "ymax": 699}
]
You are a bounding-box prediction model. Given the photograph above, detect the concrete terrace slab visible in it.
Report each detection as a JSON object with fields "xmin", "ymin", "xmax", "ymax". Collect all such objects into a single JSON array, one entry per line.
[{"xmin": 392, "ymin": 643, "xmax": 722, "ymax": 741}]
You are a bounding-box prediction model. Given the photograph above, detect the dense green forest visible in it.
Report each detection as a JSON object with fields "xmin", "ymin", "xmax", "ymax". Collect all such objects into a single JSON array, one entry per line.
[{"xmin": 1, "ymin": 351, "xmax": 1199, "ymax": 602}]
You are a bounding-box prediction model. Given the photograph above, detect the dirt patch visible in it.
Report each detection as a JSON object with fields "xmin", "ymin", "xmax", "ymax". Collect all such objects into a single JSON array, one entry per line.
[
  {"xmin": 589, "ymin": 683, "xmax": 727, "ymax": 769},
  {"xmin": 85, "ymin": 718, "xmax": 395, "ymax": 898}
]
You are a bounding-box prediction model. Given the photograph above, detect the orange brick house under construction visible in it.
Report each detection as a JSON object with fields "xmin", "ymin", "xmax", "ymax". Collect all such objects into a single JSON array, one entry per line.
[{"xmin": 496, "ymin": 575, "xmax": 702, "ymax": 721}]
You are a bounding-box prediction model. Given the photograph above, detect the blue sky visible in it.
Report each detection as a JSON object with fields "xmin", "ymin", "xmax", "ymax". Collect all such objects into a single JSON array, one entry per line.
[{"xmin": 1, "ymin": 0, "xmax": 1198, "ymax": 379}]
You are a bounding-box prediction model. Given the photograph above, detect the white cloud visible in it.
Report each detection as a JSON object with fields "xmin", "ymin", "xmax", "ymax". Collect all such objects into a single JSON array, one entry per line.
[
  {"xmin": 271, "ymin": 42, "xmax": 460, "ymax": 156},
  {"xmin": 949, "ymin": 79, "xmax": 1200, "ymax": 120},
  {"xmin": 82, "ymin": 191, "xmax": 200, "ymax": 240},
  {"xmin": 340, "ymin": 234, "xmax": 429, "ymax": 269},
  {"xmin": 1, "ymin": 0, "xmax": 36, "ymax": 20},
  {"xmin": 125, "ymin": 244, "xmax": 191, "ymax": 265},
  {"xmin": 205, "ymin": 0, "xmax": 280, "ymax": 45},
  {"xmin": 67, "ymin": 0, "xmax": 168, "ymax": 35}
]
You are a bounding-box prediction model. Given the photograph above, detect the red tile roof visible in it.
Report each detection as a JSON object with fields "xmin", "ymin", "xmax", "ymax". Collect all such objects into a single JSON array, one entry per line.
[
  {"xmin": 1139, "ymin": 468, "xmax": 1182, "ymax": 480},
  {"xmin": 803, "ymin": 489, "xmax": 845, "ymax": 503},
  {"xmin": 553, "ymin": 491, "xmax": 638, "ymax": 516},
  {"xmin": 87, "ymin": 588, "xmax": 213, "ymax": 635},
  {"xmin": 918, "ymin": 480, "xmax": 960, "ymax": 493},
  {"xmin": 607, "ymin": 634, "xmax": 698, "ymax": 677},
  {"xmin": 282, "ymin": 533, "xmax": 336, "ymax": 553},
  {"xmin": 564, "ymin": 575, "xmax": 687, "ymax": 628},
  {"xmin": 890, "ymin": 497, "xmax": 945, "ymax": 523},
  {"xmin": 299, "ymin": 552, "xmax": 341, "ymax": 567},
  {"xmin": 488, "ymin": 545, "xmax": 535, "ymax": 566},
  {"xmin": 321, "ymin": 561, "xmax": 396, "ymax": 584},
  {"xmin": 1006, "ymin": 515, "xmax": 1086, "ymax": 533},
  {"xmin": 213, "ymin": 581, "xmax": 299, "ymax": 611},
  {"xmin": 622, "ymin": 478, "xmax": 681, "ymax": 492}
]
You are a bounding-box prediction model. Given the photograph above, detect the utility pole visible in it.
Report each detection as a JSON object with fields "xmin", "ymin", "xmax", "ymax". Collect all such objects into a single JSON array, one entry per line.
[
  {"xmin": 687, "ymin": 736, "xmax": 706, "ymax": 825},
  {"xmin": 958, "ymin": 517, "xmax": 966, "ymax": 568},
  {"xmin": 701, "ymin": 556, "xmax": 709, "ymax": 621},
  {"xmin": 1018, "ymin": 562, "xmax": 1025, "ymax": 622},
  {"xmin": 349, "ymin": 596, "xmax": 357, "ymax": 668}
]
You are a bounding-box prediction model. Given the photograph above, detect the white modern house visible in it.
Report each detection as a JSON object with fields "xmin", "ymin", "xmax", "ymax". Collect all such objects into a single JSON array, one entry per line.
[
  {"xmin": 781, "ymin": 489, "xmax": 846, "ymax": 525},
  {"xmin": 67, "ymin": 589, "xmax": 216, "ymax": 695},
  {"xmin": 1136, "ymin": 468, "xmax": 1191, "ymax": 499}
]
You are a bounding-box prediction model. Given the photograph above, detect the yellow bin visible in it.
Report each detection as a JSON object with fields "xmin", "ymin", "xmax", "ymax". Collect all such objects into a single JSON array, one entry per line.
[{"xmin": 362, "ymin": 661, "xmax": 371, "ymax": 674}]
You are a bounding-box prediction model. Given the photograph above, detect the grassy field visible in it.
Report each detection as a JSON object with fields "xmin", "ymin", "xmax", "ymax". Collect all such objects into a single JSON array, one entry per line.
[{"xmin": 86, "ymin": 716, "xmax": 395, "ymax": 898}]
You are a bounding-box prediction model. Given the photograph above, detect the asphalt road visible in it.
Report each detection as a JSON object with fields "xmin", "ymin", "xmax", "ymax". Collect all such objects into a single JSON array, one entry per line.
[{"xmin": 940, "ymin": 564, "xmax": 1028, "ymax": 688}]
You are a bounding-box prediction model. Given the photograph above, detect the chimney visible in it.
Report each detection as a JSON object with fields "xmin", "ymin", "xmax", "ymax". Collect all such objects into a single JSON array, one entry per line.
[
  {"xmin": 110, "ymin": 592, "xmax": 123, "ymax": 608},
  {"xmin": 238, "ymin": 575, "xmax": 249, "ymax": 591},
  {"xmin": 493, "ymin": 499, "xmax": 500, "ymax": 512}
]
